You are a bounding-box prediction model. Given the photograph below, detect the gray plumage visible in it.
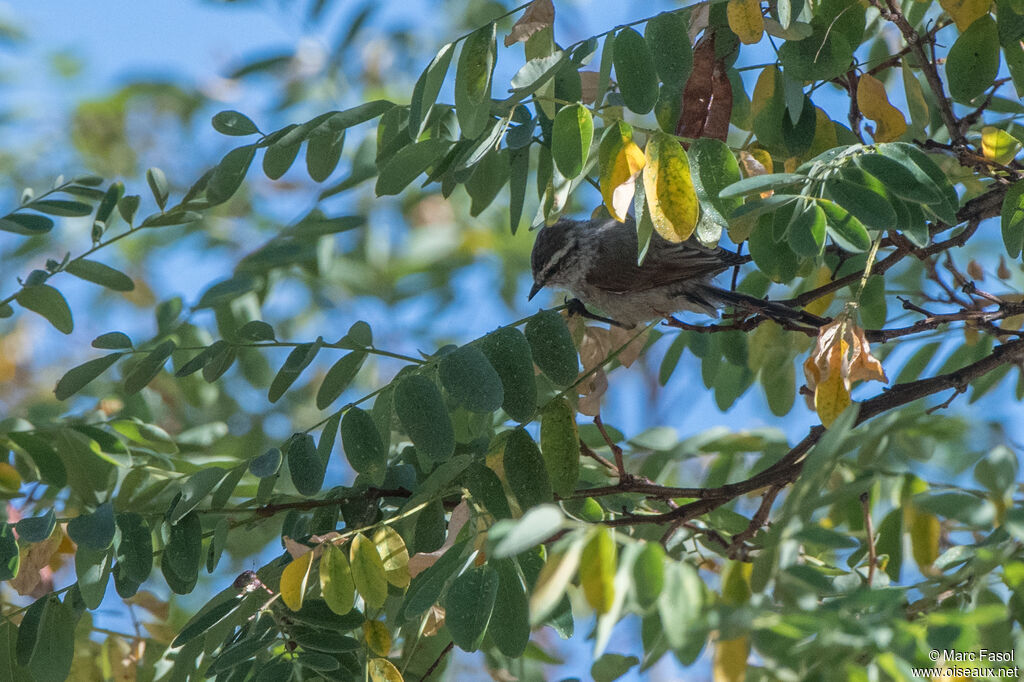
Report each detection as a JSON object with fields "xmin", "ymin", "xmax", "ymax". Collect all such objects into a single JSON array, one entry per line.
[{"xmin": 529, "ymin": 217, "xmax": 756, "ymax": 327}]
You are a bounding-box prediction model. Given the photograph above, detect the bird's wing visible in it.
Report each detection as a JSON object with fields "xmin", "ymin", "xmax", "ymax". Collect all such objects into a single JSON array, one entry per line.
[{"xmin": 585, "ymin": 229, "xmax": 747, "ymax": 294}]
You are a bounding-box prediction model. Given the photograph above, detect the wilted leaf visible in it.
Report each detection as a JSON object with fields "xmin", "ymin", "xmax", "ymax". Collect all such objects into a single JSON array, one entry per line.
[
  {"xmin": 857, "ymin": 73, "xmax": 907, "ymax": 142},
  {"xmin": 598, "ymin": 122, "xmax": 646, "ymax": 222},
  {"xmin": 803, "ymin": 316, "xmax": 888, "ymax": 427},
  {"xmin": 505, "ymin": 0, "xmax": 554, "ymax": 47},
  {"xmin": 642, "ymin": 133, "xmax": 699, "ymax": 242}
]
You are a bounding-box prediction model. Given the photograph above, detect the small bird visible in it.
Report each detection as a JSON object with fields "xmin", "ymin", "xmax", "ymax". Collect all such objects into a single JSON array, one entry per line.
[{"xmin": 529, "ymin": 216, "xmax": 807, "ymax": 327}]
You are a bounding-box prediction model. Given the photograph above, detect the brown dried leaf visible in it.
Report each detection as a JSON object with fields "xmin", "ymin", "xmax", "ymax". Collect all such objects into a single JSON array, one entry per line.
[
  {"xmin": 129, "ymin": 590, "xmax": 170, "ymax": 620},
  {"xmin": 577, "ymin": 368, "xmax": 608, "ymax": 417},
  {"xmin": 803, "ymin": 317, "xmax": 888, "ymax": 426},
  {"xmin": 407, "ymin": 500, "xmax": 471, "ymax": 577},
  {"xmin": 422, "ymin": 604, "xmax": 446, "ymax": 637},
  {"xmin": 9, "ymin": 529, "xmax": 61, "ymax": 597},
  {"xmin": 966, "ymin": 259, "xmax": 984, "ymax": 281},
  {"xmin": 580, "ymin": 71, "xmax": 599, "ymax": 104},
  {"xmin": 505, "ymin": 0, "xmax": 555, "ymax": 47},
  {"xmin": 677, "ymin": 33, "xmax": 716, "ymax": 139}
]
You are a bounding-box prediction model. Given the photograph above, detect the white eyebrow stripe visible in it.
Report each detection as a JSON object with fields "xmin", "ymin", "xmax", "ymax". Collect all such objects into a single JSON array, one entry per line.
[{"xmin": 541, "ymin": 240, "xmax": 575, "ymax": 280}]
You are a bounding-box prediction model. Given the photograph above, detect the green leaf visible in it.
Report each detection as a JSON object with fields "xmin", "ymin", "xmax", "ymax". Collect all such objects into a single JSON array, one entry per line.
[
  {"xmin": 592, "ymin": 653, "xmax": 640, "ymax": 682},
  {"xmin": 443, "ymin": 565, "xmax": 498, "ymax": 652},
  {"xmin": 509, "ymin": 52, "xmax": 566, "ymax": 93},
  {"xmin": 320, "ymin": 544, "xmax": 355, "ymax": 615},
  {"xmin": 525, "ymin": 309, "xmax": 580, "ymax": 386},
  {"xmin": 613, "ymin": 28, "xmax": 659, "ymax": 114},
  {"xmin": 777, "ymin": 28, "xmax": 852, "ymax": 81},
  {"xmin": 162, "ymin": 512, "xmax": 203, "ymax": 594},
  {"xmin": 54, "ymin": 353, "xmax": 123, "ymax": 400},
  {"xmin": 480, "ymin": 328, "xmax": 537, "ymax": 422},
  {"xmin": 645, "ymin": 11, "xmax": 693, "ymax": 89},
  {"xmin": 115, "ymin": 512, "xmax": 152, "ymax": 584},
  {"xmin": 288, "ymin": 433, "xmax": 325, "ymax": 496},
  {"xmin": 551, "ymin": 104, "xmax": 594, "ymax": 178},
  {"xmin": 0, "ymin": 524, "xmax": 18, "ymax": 581},
  {"xmin": 326, "ymin": 100, "xmax": 395, "ymax": 131},
  {"xmin": 146, "ymin": 167, "xmax": 169, "ymax": 210},
  {"xmin": 67, "ymin": 502, "xmax": 115, "ymax": 550},
  {"xmin": 65, "ymin": 259, "xmax": 134, "ymax": 291},
  {"xmin": 171, "ymin": 596, "xmax": 242, "ymax": 648},
  {"xmin": 8, "ymin": 433, "xmax": 65, "ymax": 488},
  {"xmin": 268, "ymin": 340, "xmax": 322, "ymax": 403},
  {"xmin": 250, "ymin": 447, "xmax": 282, "ymax": 478},
  {"xmin": 632, "ymin": 542, "xmax": 665, "ymax": 609},
  {"xmin": 124, "ymin": 340, "xmax": 176, "ymax": 395},
  {"xmin": 657, "ymin": 560, "xmax": 705, "ymax": 653},
  {"xmin": 719, "ymin": 173, "xmax": 809, "ymax": 198},
  {"xmin": 410, "ymin": 43, "xmax": 455, "ymax": 139},
  {"xmin": 465, "ymin": 148, "xmax": 511, "ymax": 217},
  {"xmin": 340, "ymin": 407, "xmax": 387, "ymax": 486},
  {"xmin": 16, "ymin": 285, "xmax": 73, "ymax": 334},
  {"xmin": 400, "ymin": 540, "xmax": 470, "ymax": 620},
  {"xmin": 824, "ymin": 175, "xmax": 896, "ymax": 231},
  {"xmin": 118, "ymin": 195, "xmax": 140, "ymax": 224},
  {"xmin": 0, "ymin": 212, "xmax": 54, "ymax": 235},
  {"xmin": 1002, "ymin": 180, "xmax": 1024, "ymax": 258},
  {"xmin": 196, "ymin": 274, "xmax": 259, "ymax": 309},
  {"xmin": 491, "ymin": 559, "xmax": 530, "ymax": 658},
  {"xmin": 454, "ymin": 23, "xmax": 497, "ymax": 139},
  {"xmin": 854, "ymin": 153, "xmax": 943, "ymax": 205},
  {"xmin": 877, "ymin": 142, "xmax": 959, "ymax": 223},
  {"xmin": 212, "ymin": 110, "xmax": 260, "ymax": 136},
  {"xmin": 375, "ymin": 138, "xmax": 449, "ymax": 196},
  {"xmin": 787, "ymin": 200, "xmax": 826, "ymax": 257},
  {"xmin": 237, "ymin": 320, "xmax": 276, "ymax": 341},
  {"xmin": 504, "ymin": 428, "xmax": 553, "ymax": 509},
  {"xmin": 27, "ymin": 199, "xmax": 92, "ymax": 217},
  {"xmin": 208, "ymin": 145, "xmax": 257, "ymax": 204},
  {"xmin": 306, "ymin": 127, "xmax": 345, "ymax": 182},
  {"xmin": 16, "ymin": 596, "xmax": 46, "ymax": 667},
  {"xmin": 539, "ymin": 398, "xmax": 580, "ymax": 498},
  {"xmin": 169, "ymin": 467, "xmax": 227, "ymax": 524},
  {"xmin": 464, "ymin": 462, "xmax": 513, "ymax": 522},
  {"xmin": 394, "ymin": 374, "xmax": 455, "ymax": 463},
  {"xmin": 75, "ymin": 545, "xmax": 113, "ymax": 610},
  {"xmin": 688, "ymin": 138, "xmax": 743, "ymax": 228},
  {"xmin": 92, "ymin": 331, "xmax": 132, "ymax": 349},
  {"xmin": 15, "ymin": 510, "xmax": 56, "ymax": 543},
  {"xmin": 350, "ymin": 532, "xmax": 388, "ymax": 608},
  {"xmin": 263, "ymin": 129, "xmax": 302, "ymax": 180},
  {"xmin": 315, "ymin": 351, "xmax": 365, "ymax": 410},
  {"xmin": 140, "ymin": 209, "xmax": 202, "ymax": 228},
  {"xmin": 27, "ymin": 596, "xmax": 76, "ymax": 682},
  {"xmin": 491, "ymin": 504, "xmax": 565, "ymax": 558},
  {"xmin": 509, "ymin": 146, "xmax": 529, "ymax": 233},
  {"xmin": 438, "ymin": 345, "xmax": 504, "ymax": 413},
  {"xmin": 946, "ymin": 15, "xmax": 1000, "ymax": 103},
  {"xmin": 820, "ymin": 199, "xmax": 872, "ymax": 252}
]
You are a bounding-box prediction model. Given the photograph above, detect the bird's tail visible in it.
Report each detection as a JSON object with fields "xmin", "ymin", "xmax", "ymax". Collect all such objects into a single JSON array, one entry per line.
[{"xmin": 700, "ymin": 285, "xmax": 826, "ymax": 327}]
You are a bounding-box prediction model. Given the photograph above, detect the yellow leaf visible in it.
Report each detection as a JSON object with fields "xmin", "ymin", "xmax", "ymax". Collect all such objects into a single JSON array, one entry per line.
[
  {"xmin": 350, "ymin": 532, "xmax": 389, "ymax": 609},
  {"xmin": 750, "ymin": 66, "xmax": 779, "ymax": 119},
  {"xmin": 579, "ymin": 528, "xmax": 616, "ymax": 614},
  {"xmin": 804, "ymin": 108, "xmax": 838, "ymax": 161},
  {"xmin": 814, "ymin": 370, "xmax": 852, "ymax": 427},
  {"xmin": 727, "ymin": 0, "xmax": 764, "ymax": 44},
  {"xmin": 939, "ymin": 0, "xmax": 992, "ymax": 31},
  {"xmin": 320, "ymin": 544, "xmax": 355, "ymax": 615},
  {"xmin": 642, "ymin": 133, "xmax": 699, "ymax": 242},
  {"xmin": 363, "ymin": 620, "xmax": 393, "ymax": 656},
  {"xmin": 373, "ymin": 526, "xmax": 411, "ymax": 589},
  {"xmin": 598, "ymin": 121, "xmax": 646, "ymax": 222},
  {"xmin": 0, "ymin": 462, "xmax": 20, "ymax": 491},
  {"xmin": 280, "ymin": 550, "xmax": 313, "ymax": 611},
  {"xmin": 857, "ymin": 73, "xmax": 907, "ymax": 143},
  {"xmin": 713, "ymin": 636, "xmax": 750, "ymax": 682},
  {"xmin": 804, "ymin": 265, "xmax": 835, "ymax": 318},
  {"xmin": 907, "ymin": 504, "xmax": 941, "ymax": 572},
  {"xmin": 720, "ymin": 561, "xmax": 752, "ymax": 605},
  {"xmin": 368, "ymin": 657, "xmax": 404, "ymax": 682},
  {"xmin": 982, "ymin": 126, "xmax": 1021, "ymax": 165},
  {"xmin": 529, "ymin": 541, "xmax": 583, "ymax": 624}
]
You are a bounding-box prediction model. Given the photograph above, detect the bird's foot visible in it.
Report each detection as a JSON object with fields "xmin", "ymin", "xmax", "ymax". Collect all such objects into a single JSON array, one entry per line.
[{"xmin": 564, "ymin": 298, "xmax": 629, "ymax": 328}]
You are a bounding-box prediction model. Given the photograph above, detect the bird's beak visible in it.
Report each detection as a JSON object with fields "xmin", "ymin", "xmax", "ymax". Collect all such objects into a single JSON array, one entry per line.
[{"xmin": 528, "ymin": 281, "xmax": 543, "ymax": 301}]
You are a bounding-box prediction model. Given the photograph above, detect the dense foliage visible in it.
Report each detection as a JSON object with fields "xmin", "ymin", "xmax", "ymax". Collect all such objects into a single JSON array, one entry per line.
[{"xmin": 2, "ymin": 0, "xmax": 1024, "ymax": 679}]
